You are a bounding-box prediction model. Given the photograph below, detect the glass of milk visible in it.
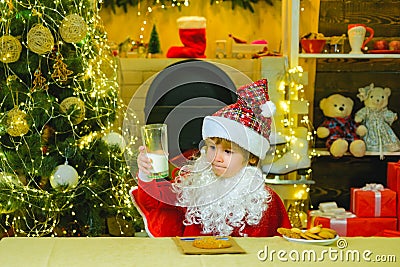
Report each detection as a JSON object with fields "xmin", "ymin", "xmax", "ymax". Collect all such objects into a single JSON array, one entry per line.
[{"xmin": 141, "ymin": 124, "xmax": 169, "ymax": 179}]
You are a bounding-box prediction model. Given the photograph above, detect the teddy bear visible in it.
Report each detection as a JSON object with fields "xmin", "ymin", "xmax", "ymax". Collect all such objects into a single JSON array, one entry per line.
[
  {"xmin": 316, "ymin": 94, "xmax": 367, "ymax": 158},
  {"xmin": 355, "ymin": 83, "xmax": 400, "ymax": 156}
]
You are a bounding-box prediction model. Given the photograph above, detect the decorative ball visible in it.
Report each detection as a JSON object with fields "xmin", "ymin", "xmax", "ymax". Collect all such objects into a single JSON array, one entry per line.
[
  {"xmin": 27, "ymin": 24, "xmax": 54, "ymax": 54},
  {"xmin": 50, "ymin": 164, "xmax": 79, "ymax": 190},
  {"xmin": 60, "ymin": 97, "xmax": 86, "ymax": 125},
  {"xmin": 0, "ymin": 172, "xmax": 22, "ymax": 213},
  {"xmin": 0, "ymin": 35, "xmax": 22, "ymax": 63},
  {"xmin": 59, "ymin": 14, "xmax": 88, "ymax": 43},
  {"xmin": 6, "ymin": 107, "xmax": 29, "ymax": 137},
  {"xmin": 102, "ymin": 132, "xmax": 126, "ymax": 152}
]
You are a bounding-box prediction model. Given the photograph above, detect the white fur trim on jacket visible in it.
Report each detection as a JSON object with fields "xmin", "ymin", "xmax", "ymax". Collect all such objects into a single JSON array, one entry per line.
[
  {"xmin": 202, "ymin": 116, "xmax": 270, "ymax": 160},
  {"xmin": 177, "ymin": 16, "xmax": 206, "ymax": 29}
]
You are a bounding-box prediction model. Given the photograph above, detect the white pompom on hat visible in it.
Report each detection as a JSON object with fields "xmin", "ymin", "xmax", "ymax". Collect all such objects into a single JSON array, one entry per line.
[{"xmin": 202, "ymin": 79, "xmax": 275, "ymax": 160}]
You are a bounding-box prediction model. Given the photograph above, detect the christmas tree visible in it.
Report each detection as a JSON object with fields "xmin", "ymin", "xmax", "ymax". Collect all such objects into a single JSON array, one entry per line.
[
  {"xmin": 148, "ymin": 25, "xmax": 161, "ymax": 56},
  {"xmin": 0, "ymin": 0, "xmax": 142, "ymax": 237}
]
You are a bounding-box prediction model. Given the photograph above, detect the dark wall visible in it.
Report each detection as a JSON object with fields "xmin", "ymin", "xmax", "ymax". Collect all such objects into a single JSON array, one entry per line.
[{"xmin": 310, "ymin": 0, "xmax": 400, "ymax": 210}]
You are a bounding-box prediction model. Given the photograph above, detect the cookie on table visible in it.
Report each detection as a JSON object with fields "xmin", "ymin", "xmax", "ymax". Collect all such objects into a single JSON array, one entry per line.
[{"xmin": 192, "ymin": 237, "xmax": 232, "ymax": 249}]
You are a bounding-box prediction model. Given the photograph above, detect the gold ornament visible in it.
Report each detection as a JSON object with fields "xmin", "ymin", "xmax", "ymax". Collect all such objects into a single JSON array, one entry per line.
[
  {"xmin": 27, "ymin": 24, "xmax": 54, "ymax": 54},
  {"xmin": 6, "ymin": 107, "xmax": 29, "ymax": 137},
  {"xmin": 60, "ymin": 97, "xmax": 86, "ymax": 125},
  {"xmin": 32, "ymin": 68, "xmax": 48, "ymax": 91},
  {"xmin": 287, "ymin": 203, "xmax": 303, "ymax": 228},
  {"xmin": 51, "ymin": 53, "xmax": 73, "ymax": 82},
  {"xmin": 0, "ymin": 35, "xmax": 22, "ymax": 63},
  {"xmin": 59, "ymin": 14, "xmax": 88, "ymax": 43}
]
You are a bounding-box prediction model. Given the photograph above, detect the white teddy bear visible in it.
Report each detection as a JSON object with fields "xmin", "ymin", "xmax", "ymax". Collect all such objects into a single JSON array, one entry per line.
[{"xmin": 355, "ymin": 83, "xmax": 400, "ymax": 157}]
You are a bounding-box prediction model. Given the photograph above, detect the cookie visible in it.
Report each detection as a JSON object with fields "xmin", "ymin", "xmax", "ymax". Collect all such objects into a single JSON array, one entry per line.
[
  {"xmin": 322, "ymin": 228, "xmax": 337, "ymax": 236},
  {"xmin": 318, "ymin": 230, "xmax": 336, "ymax": 239},
  {"xmin": 308, "ymin": 225, "xmax": 322, "ymax": 234},
  {"xmin": 300, "ymin": 232, "xmax": 314, "ymax": 240},
  {"xmin": 277, "ymin": 227, "xmax": 302, "ymax": 239},
  {"xmin": 303, "ymin": 231, "xmax": 324, "ymax": 240},
  {"xmin": 192, "ymin": 237, "xmax": 232, "ymax": 249}
]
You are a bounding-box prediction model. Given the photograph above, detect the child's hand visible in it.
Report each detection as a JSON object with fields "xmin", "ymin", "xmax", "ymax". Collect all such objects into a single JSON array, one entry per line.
[{"xmin": 137, "ymin": 146, "xmax": 152, "ymax": 175}]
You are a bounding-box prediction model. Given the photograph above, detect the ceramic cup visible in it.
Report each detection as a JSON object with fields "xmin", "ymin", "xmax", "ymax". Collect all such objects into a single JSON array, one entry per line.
[
  {"xmin": 141, "ymin": 123, "xmax": 169, "ymax": 179},
  {"xmin": 348, "ymin": 24, "xmax": 374, "ymax": 54}
]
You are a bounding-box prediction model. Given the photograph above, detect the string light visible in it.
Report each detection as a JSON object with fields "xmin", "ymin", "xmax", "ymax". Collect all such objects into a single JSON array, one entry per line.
[
  {"xmin": 133, "ymin": 1, "xmax": 190, "ymax": 54},
  {"xmin": 0, "ymin": 0, "xmax": 143, "ymax": 237}
]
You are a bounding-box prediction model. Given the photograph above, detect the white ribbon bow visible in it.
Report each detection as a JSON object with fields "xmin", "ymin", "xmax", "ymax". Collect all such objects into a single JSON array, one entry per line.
[{"xmin": 361, "ymin": 183, "xmax": 384, "ymax": 191}]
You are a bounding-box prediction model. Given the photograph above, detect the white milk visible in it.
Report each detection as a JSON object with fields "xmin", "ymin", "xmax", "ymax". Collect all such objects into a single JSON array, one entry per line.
[{"xmin": 147, "ymin": 153, "xmax": 168, "ymax": 173}]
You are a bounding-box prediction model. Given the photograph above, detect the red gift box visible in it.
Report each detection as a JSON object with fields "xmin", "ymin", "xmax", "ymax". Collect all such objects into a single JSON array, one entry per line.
[
  {"xmin": 387, "ymin": 161, "xmax": 400, "ymax": 230},
  {"xmin": 350, "ymin": 188, "xmax": 397, "ymax": 217},
  {"xmin": 387, "ymin": 161, "xmax": 400, "ymax": 193},
  {"xmin": 313, "ymin": 217, "xmax": 397, "ymax": 237},
  {"xmin": 398, "ymin": 196, "xmax": 400, "ymax": 230}
]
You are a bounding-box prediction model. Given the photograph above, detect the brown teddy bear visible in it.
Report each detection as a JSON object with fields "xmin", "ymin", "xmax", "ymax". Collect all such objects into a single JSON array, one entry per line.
[
  {"xmin": 317, "ymin": 94, "xmax": 367, "ymax": 158},
  {"xmin": 355, "ymin": 83, "xmax": 400, "ymax": 157}
]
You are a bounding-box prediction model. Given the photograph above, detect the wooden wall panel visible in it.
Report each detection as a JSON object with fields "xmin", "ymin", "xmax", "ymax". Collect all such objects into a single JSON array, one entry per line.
[{"xmin": 319, "ymin": 0, "xmax": 400, "ymax": 37}]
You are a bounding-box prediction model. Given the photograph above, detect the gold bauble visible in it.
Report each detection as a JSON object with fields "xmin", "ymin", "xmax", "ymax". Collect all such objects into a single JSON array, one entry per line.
[
  {"xmin": 59, "ymin": 14, "xmax": 88, "ymax": 43},
  {"xmin": 0, "ymin": 35, "xmax": 22, "ymax": 63},
  {"xmin": 60, "ymin": 97, "xmax": 86, "ymax": 125},
  {"xmin": 6, "ymin": 107, "xmax": 29, "ymax": 137},
  {"xmin": 27, "ymin": 24, "xmax": 54, "ymax": 54}
]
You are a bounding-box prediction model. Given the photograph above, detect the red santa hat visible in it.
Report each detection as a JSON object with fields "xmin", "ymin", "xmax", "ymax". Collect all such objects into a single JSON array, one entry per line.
[{"xmin": 202, "ymin": 79, "xmax": 275, "ymax": 160}]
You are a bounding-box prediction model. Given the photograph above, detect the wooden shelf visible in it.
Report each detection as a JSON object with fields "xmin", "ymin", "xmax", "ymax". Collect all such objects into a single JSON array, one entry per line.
[
  {"xmin": 299, "ymin": 53, "xmax": 400, "ymax": 59},
  {"xmin": 314, "ymin": 148, "xmax": 400, "ymax": 157}
]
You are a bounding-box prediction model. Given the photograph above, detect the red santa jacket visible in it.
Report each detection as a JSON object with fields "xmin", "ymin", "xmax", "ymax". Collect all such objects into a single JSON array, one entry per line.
[{"xmin": 130, "ymin": 178, "xmax": 291, "ymax": 237}]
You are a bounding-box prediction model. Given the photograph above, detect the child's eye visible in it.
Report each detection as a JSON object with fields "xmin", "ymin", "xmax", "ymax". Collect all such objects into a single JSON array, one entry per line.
[
  {"xmin": 208, "ymin": 145, "xmax": 216, "ymax": 150},
  {"xmin": 225, "ymin": 149, "xmax": 233, "ymax": 154}
]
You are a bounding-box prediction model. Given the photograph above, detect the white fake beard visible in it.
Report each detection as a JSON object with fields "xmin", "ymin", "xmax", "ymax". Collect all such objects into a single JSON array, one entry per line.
[{"xmin": 172, "ymin": 155, "xmax": 271, "ymax": 236}]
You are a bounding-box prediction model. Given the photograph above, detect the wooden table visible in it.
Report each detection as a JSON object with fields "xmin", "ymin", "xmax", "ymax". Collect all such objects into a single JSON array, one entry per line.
[{"xmin": 0, "ymin": 236, "xmax": 399, "ymax": 266}]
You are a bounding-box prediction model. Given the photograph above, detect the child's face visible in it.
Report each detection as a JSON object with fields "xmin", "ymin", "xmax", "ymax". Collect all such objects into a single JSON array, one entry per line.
[{"xmin": 205, "ymin": 139, "xmax": 247, "ymax": 178}]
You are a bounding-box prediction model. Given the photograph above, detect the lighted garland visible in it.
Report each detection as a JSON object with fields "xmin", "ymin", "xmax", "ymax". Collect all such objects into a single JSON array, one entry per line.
[
  {"xmin": 0, "ymin": 0, "xmax": 143, "ymax": 237},
  {"xmin": 271, "ymin": 65, "xmax": 315, "ymax": 170},
  {"xmin": 103, "ymin": 0, "xmax": 275, "ymax": 13}
]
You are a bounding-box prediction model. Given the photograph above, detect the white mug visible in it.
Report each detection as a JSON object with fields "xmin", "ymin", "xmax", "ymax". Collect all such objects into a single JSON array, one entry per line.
[{"xmin": 348, "ymin": 24, "xmax": 374, "ymax": 54}]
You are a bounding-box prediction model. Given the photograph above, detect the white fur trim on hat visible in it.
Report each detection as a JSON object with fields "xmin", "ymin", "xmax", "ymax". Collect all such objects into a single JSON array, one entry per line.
[
  {"xmin": 177, "ymin": 16, "xmax": 206, "ymax": 29},
  {"xmin": 202, "ymin": 116, "xmax": 270, "ymax": 160},
  {"xmin": 260, "ymin": 101, "xmax": 276, "ymax": 118}
]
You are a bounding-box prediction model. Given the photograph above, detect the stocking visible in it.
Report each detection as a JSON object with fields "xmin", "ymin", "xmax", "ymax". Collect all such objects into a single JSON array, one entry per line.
[{"xmin": 167, "ymin": 16, "xmax": 206, "ymax": 58}]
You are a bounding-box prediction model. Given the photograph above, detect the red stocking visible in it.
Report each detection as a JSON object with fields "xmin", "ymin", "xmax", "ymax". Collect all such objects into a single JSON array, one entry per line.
[{"xmin": 167, "ymin": 17, "xmax": 206, "ymax": 58}]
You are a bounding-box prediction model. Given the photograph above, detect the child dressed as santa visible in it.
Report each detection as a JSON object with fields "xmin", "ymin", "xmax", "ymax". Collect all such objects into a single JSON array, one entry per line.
[{"xmin": 131, "ymin": 79, "xmax": 291, "ymax": 237}]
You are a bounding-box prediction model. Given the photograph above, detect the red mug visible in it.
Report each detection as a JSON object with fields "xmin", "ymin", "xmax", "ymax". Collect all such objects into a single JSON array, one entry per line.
[{"xmin": 348, "ymin": 24, "xmax": 374, "ymax": 49}]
